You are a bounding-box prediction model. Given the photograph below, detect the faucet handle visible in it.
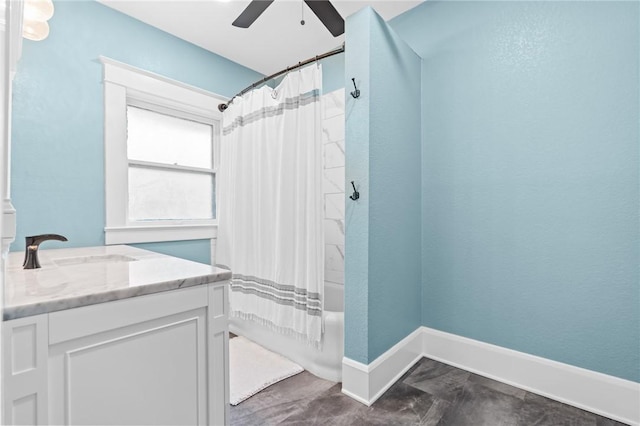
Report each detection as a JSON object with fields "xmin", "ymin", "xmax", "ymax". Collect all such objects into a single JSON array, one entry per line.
[{"xmin": 23, "ymin": 234, "xmax": 68, "ymax": 269}]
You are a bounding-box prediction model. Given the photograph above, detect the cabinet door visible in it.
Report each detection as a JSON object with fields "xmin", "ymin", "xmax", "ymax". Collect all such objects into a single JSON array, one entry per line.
[{"xmin": 48, "ymin": 288, "xmax": 209, "ymax": 425}]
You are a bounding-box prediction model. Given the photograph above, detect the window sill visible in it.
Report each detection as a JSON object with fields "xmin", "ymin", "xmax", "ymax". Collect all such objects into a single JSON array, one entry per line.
[{"xmin": 105, "ymin": 224, "xmax": 218, "ymax": 245}]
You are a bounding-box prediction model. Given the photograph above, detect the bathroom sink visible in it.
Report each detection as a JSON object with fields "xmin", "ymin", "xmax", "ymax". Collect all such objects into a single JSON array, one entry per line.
[{"xmin": 52, "ymin": 254, "xmax": 138, "ymax": 266}]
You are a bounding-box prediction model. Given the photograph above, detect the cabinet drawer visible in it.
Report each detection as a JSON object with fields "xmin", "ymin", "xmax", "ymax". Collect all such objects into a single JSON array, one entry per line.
[{"xmin": 49, "ymin": 285, "xmax": 208, "ymax": 345}]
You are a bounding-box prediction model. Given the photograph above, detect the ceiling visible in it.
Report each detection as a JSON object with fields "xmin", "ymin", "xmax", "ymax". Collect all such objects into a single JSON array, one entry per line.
[{"xmin": 98, "ymin": 0, "xmax": 423, "ymax": 76}]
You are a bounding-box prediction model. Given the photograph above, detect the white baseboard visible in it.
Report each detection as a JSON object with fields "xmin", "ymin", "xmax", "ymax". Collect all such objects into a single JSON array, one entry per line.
[
  {"xmin": 341, "ymin": 326, "xmax": 640, "ymax": 425},
  {"xmin": 421, "ymin": 327, "xmax": 639, "ymax": 426},
  {"xmin": 342, "ymin": 327, "xmax": 423, "ymax": 406}
]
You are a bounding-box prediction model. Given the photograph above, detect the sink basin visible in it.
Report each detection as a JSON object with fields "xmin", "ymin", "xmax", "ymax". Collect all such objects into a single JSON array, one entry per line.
[{"xmin": 53, "ymin": 254, "xmax": 138, "ymax": 266}]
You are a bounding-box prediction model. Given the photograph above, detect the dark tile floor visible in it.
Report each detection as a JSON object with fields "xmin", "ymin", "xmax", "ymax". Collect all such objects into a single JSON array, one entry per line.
[{"xmin": 230, "ymin": 355, "xmax": 629, "ymax": 426}]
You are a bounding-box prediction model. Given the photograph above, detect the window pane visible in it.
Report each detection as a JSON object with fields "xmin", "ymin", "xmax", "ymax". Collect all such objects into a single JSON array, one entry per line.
[
  {"xmin": 128, "ymin": 166, "xmax": 215, "ymax": 221},
  {"xmin": 127, "ymin": 106, "xmax": 213, "ymax": 169}
]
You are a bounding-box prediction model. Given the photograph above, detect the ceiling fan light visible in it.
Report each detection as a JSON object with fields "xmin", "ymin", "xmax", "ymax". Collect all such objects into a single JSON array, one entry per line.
[
  {"xmin": 23, "ymin": 19, "xmax": 50, "ymax": 41},
  {"xmin": 23, "ymin": 0, "xmax": 54, "ymax": 22}
]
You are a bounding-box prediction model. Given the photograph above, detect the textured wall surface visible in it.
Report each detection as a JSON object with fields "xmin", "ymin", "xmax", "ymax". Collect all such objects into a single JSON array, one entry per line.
[
  {"xmin": 392, "ymin": 1, "xmax": 639, "ymax": 382},
  {"xmin": 11, "ymin": 1, "xmax": 262, "ymax": 262},
  {"xmin": 344, "ymin": 8, "xmax": 371, "ymax": 363},
  {"xmin": 367, "ymin": 9, "xmax": 422, "ymax": 362},
  {"xmin": 321, "ymin": 54, "xmax": 345, "ymax": 94},
  {"xmin": 345, "ymin": 7, "xmax": 422, "ymax": 363}
]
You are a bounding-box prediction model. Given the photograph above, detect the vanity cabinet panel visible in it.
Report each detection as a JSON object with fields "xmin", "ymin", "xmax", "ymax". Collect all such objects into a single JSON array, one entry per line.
[
  {"xmin": 3, "ymin": 282, "xmax": 230, "ymax": 426},
  {"xmin": 48, "ymin": 308, "xmax": 208, "ymax": 425},
  {"xmin": 208, "ymin": 284, "xmax": 230, "ymax": 426},
  {"xmin": 2, "ymin": 314, "xmax": 49, "ymax": 425},
  {"xmin": 48, "ymin": 284, "xmax": 208, "ymax": 344}
]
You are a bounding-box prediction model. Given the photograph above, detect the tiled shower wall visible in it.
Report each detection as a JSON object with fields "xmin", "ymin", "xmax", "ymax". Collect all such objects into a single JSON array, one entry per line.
[{"xmin": 322, "ymin": 89, "xmax": 345, "ymax": 288}]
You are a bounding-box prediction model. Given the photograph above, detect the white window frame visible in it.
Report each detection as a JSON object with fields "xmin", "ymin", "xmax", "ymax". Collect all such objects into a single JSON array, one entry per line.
[{"xmin": 101, "ymin": 56, "xmax": 226, "ymax": 245}]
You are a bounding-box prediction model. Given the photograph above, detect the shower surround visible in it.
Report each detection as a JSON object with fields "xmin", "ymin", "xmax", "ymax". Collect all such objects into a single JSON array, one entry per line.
[{"xmin": 322, "ymin": 88, "xmax": 346, "ymax": 303}]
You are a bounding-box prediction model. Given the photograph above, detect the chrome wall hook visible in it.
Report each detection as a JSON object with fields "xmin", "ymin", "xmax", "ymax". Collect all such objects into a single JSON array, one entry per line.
[
  {"xmin": 350, "ymin": 78, "xmax": 360, "ymax": 99},
  {"xmin": 349, "ymin": 181, "xmax": 360, "ymax": 201}
]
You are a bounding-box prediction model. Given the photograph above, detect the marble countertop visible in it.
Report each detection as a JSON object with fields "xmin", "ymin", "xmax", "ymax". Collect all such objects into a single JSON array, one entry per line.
[{"xmin": 4, "ymin": 245, "xmax": 231, "ymax": 321}]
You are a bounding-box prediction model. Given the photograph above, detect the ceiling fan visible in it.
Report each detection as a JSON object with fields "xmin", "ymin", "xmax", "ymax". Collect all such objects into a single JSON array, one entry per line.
[{"xmin": 232, "ymin": 0, "xmax": 345, "ymax": 37}]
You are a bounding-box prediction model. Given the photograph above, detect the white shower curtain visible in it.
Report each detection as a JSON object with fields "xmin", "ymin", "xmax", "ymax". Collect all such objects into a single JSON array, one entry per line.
[{"xmin": 217, "ymin": 64, "xmax": 324, "ymax": 347}]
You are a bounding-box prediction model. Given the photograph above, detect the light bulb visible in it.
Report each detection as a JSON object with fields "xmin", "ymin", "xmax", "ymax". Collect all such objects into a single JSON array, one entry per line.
[
  {"xmin": 23, "ymin": 19, "xmax": 50, "ymax": 41},
  {"xmin": 23, "ymin": 0, "xmax": 54, "ymax": 22}
]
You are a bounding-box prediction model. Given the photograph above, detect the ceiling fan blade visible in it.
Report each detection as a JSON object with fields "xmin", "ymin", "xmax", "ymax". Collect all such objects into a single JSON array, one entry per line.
[
  {"xmin": 304, "ymin": 0, "xmax": 344, "ymax": 37},
  {"xmin": 232, "ymin": 0, "xmax": 275, "ymax": 28}
]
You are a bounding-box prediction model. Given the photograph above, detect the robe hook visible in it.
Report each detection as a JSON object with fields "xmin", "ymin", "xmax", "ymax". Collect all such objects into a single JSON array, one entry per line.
[
  {"xmin": 349, "ymin": 181, "xmax": 360, "ymax": 201},
  {"xmin": 350, "ymin": 78, "xmax": 360, "ymax": 99}
]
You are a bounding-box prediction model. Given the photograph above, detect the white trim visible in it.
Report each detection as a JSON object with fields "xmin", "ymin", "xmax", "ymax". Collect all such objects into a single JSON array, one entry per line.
[
  {"xmin": 421, "ymin": 327, "xmax": 640, "ymax": 426},
  {"xmin": 1, "ymin": 0, "xmax": 22, "ymax": 258},
  {"xmin": 341, "ymin": 327, "xmax": 640, "ymax": 426},
  {"xmin": 1, "ymin": 198, "xmax": 15, "ymax": 253},
  {"xmin": 2, "ymin": 0, "xmax": 23, "ymax": 79},
  {"xmin": 210, "ymin": 237, "xmax": 217, "ymax": 266},
  {"xmin": 105, "ymin": 224, "xmax": 217, "ymax": 245},
  {"xmin": 102, "ymin": 57, "xmax": 226, "ymax": 244},
  {"xmin": 128, "ymin": 159, "xmax": 215, "ymax": 175},
  {"xmin": 341, "ymin": 327, "xmax": 423, "ymax": 406},
  {"xmin": 99, "ymin": 56, "xmax": 226, "ymax": 104}
]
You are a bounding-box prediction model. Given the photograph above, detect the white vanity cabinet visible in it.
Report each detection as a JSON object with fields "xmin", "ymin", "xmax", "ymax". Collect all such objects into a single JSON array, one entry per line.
[{"xmin": 3, "ymin": 281, "xmax": 230, "ymax": 425}]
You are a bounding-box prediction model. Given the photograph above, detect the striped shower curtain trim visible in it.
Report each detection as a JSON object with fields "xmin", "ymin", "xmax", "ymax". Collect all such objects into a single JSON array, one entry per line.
[{"xmin": 222, "ymin": 89, "xmax": 320, "ymax": 136}]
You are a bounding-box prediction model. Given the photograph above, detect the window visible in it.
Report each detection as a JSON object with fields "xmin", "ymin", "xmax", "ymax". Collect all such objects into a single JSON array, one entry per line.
[
  {"xmin": 126, "ymin": 104, "xmax": 216, "ymax": 222},
  {"xmin": 101, "ymin": 57, "xmax": 226, "ymax": 244}
]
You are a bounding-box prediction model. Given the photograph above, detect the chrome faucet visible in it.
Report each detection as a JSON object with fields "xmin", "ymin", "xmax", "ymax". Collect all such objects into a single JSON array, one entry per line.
[{"xmin": 23, "ymin": 234, "xmax": 68, "ymax": 269}]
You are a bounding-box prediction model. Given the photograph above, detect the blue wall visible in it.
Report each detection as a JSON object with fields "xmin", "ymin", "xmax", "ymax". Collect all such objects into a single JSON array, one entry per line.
[
  {"xmin": 13, "ymin": 0, "xmax": 638, "ymax": 383},
  {"xmin": 344, "ymin": 8, "xmax": 371, "ymax": 364},
  {"xmin": 392, "ymin": 1, "xmax": 639, "ymax": 382},
  {"xmin": 11, "ymin": 1, "xmax": 262, "ymax": 263},
  {"xmin": 321, "ymin": 53, "xmax": 345, "ymax": 94},
  {"xmin": 345, "ymin": 7, "xmax": 422, "ymax": 363}
]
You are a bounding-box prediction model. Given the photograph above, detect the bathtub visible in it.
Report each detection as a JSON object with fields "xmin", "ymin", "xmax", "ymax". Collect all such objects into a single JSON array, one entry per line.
[{"xmin": 229, "ymin": 282, "xmax": 344, "ymax": 382}]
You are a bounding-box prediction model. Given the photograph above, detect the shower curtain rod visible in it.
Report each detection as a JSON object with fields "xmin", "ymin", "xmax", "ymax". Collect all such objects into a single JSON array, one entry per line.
[{"xmin": 218, "ymin": 43, "xmax": 345, "ymax": 112}]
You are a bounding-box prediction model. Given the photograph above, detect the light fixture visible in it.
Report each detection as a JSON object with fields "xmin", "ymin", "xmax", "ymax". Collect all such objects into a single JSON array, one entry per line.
[{"xmin": 23, "ymin": 0, "xmax": 54, "ymax": 41}]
